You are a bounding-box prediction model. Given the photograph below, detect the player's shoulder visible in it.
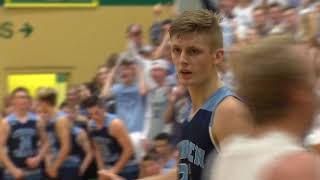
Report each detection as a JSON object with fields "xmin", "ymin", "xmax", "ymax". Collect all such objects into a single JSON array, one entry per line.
[
  {"xmin": 212, "ymin": 96, "xmax": 253, "ymax": 146},
  {"xmin": 2, "ymin": 113, "xmax": 18, "ymax": 127},
  {"xmin": 72, "ymin": 126, "xmax": 84, "ymax": 135},
  {"xmin": 0, "ymin": 116, "xmax": 10, "ymax": 126},
  {"xmin": 109, "ymin": 118, "xmax": 124, "ymax": 129},
  {"xmin": 57, "ymin": 115, "xmax": 68, "ymax": 122},
  {"xmin": 264, "ymin": 151, "xmax": 320, "ymax": 180},
  {"xmin": 56, "ymin": 115, "xmax": 71, "ymax": 127},
  {"xmin": 215, "ymin": 96, "xmax": 247, "ymax": 115},
  {"xmin": 108, "ymin": 116, "xmax": 126, "ymax": 135},
  {"xmin": 0, "ymin": 115, "xmax": 13, "ymax": 132}
]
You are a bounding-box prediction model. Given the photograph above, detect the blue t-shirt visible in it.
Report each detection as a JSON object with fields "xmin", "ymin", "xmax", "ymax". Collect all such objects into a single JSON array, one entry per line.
[{"xmin": 111, "ymin": 83, "xmax": 146, "ymax": 133}]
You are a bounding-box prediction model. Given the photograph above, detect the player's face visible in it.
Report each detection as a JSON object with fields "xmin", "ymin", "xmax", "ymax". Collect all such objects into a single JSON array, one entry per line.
[
  {"xmin": 87, "ymin": 106, "xmax": 104, "ymax": 121},
  {"xmin": 36, "ymin": 101, "xmax": 51, "ymax": 121},
  {"xmin": 171, "ymin": 32, "xmax": 223, "ymax": 87},
  {"xmin": 12, "ymin": 91, "xmax": 30, "ymax": 112}
]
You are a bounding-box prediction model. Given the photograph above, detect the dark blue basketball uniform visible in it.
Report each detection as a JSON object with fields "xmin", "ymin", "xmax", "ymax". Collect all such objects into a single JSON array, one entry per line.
[
  {"xmin": 72, "ymin": 119, "xmax": 97, "ymax": 180},
  {"xmin": 3, "ymin": 113, "xmax": 43, "ymax": 180},
  {"xmin": 89, "ymin": 114, "xmax": 139, "ymax": 180},
  {"xmin": 46, "ymin": 112, "xmax": 81, "ymax": 180},
  {"xmin": 177, "ymin": 87, "xmax": 236, "ymax": 180}
]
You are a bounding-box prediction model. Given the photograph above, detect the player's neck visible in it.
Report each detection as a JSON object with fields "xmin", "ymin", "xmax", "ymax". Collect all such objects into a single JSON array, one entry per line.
[
  {"xmin": 188, "ymin": 78, "xmax": 222, "ymax": 112},
  {"xmin": 14, "ymin": 110, "xmax": 28, "ymax": 120},
  {"xmin": 96, "ymin": 114, "xmax": 105, "ymax": 126},
  {"xmin": 47, "ymin": 108, "xmax": 57, "ymax": 119}
]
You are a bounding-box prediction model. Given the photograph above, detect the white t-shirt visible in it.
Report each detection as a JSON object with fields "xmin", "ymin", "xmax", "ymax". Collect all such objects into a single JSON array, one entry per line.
[
  {"xmin": 211, "ymin": 132, "xmax": 304, "ymax": 180},
  {"xmin": 233, "ymin": 4, "xmax": 255, "ymax": 32}
]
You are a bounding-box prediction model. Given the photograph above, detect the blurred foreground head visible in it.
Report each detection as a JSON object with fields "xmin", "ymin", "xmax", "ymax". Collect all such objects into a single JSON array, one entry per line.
[{"xmin": 230, "ymin": 35, "xmax": 317, "ymax": 136}]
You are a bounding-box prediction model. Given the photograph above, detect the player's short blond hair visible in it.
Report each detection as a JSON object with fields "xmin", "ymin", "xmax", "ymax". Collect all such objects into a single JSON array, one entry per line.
[
  {"xmin": 169, "ymin": 10, "xmax": 223, "ymax": 51},
  {"xmin": 37, "ymin": 87, "xmax": 57, "ymax": 106}
]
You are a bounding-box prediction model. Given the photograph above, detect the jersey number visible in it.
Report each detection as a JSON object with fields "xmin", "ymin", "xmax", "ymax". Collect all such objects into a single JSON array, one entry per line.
[
  {"xmin": 99, "ymin": 144, "xmax": 110, "ymax": 163},
  {"xmin": 15, "ymin": 136, "xmax": 33, "ymax": 157}
]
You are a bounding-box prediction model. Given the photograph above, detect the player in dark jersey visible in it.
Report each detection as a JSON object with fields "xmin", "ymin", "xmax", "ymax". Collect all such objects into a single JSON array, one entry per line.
[
  {"xmin": 36, "ymin": 88, "xmax": 83, "ymax": 180},
  {"xmin": 91, "ymin": 10, "xmax": 253, "ymax": 180},
  {"xmin": 60, "ymin": 102, "xmax": 94, "ymax": 179},
  {"xmin": 82, "ymin": 96, "xmax": 139, "ymax": 180},
  {"xmin": 169, "ymin": 10, "xmax": 252, "ymax": 180},
  {"xmin": 0, "ymin": 87, "xmax": 48, "ymax": 180},
  {"xmin": 70, "ymin": 125, "xmax": 93, "ymax": 179}
]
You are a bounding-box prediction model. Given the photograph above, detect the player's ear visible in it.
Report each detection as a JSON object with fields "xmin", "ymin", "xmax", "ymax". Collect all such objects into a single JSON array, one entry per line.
[{"xmin": 212, "ymin": 48, "xmax": 224, "ymax": 65}]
